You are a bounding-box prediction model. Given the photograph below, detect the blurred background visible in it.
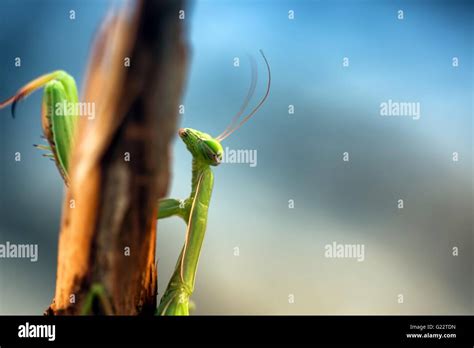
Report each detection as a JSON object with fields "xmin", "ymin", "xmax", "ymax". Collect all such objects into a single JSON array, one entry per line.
[{"xmin": 0, "ymin": 0, "xmax": 472, "ymax": 314}]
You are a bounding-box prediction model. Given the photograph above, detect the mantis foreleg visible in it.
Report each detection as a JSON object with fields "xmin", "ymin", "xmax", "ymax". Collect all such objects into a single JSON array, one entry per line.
[{"xmin": 158, "ymin": 198, "xmax": 187, "ymax": 220}]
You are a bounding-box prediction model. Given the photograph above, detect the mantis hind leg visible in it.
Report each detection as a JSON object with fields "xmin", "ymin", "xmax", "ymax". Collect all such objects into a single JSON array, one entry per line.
[{"xmin": 80, "ymin": 283, "xmax": 113, "ymax": 315}]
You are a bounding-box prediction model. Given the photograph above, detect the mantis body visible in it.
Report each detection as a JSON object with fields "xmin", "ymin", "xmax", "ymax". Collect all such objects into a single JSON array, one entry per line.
[
  {"xmin": 156, "ymin": 51, "xmax": 271, "ymax": 315},
  {"xmin": 0, "ymin": 50, "xmax": 271, "ymax": 315}
]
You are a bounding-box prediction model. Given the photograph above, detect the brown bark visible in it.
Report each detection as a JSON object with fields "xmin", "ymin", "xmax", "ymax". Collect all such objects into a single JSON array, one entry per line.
[{"xmin": 46, "ymin": 0, "xmax": 188, "ymax": 315}]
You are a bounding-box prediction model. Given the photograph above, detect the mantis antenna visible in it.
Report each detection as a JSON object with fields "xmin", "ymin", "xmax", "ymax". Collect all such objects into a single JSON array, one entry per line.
[
  {"xmin": 217, "ymin": 54, "xmax": 258, "ymax": 139},
  {"xmin": 216, "ymin": 49, "xmax": 271, "ymax": 142}
]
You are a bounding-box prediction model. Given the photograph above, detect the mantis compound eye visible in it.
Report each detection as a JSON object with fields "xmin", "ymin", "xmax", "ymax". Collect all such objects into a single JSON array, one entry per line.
[{"xmin": 207, "ymin": 152, "xmax": 222, "ymax": 166}]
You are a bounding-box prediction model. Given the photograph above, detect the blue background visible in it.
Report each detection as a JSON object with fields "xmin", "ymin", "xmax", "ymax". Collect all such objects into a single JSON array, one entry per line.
[{"xmin": 0, "ymin": 0, "xmax": 472, "ymax": 314}]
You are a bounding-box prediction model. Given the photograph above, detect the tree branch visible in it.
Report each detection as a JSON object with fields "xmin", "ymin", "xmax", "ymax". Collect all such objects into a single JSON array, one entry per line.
[{"xmin": 47, "ymin": 0, "xmax": 188, "ymax": 315}]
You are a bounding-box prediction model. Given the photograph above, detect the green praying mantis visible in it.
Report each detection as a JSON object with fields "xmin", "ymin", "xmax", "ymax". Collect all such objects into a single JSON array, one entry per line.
[{"xmin": 0, "ymin": 50, "xmax": 271, "ymax": 315}]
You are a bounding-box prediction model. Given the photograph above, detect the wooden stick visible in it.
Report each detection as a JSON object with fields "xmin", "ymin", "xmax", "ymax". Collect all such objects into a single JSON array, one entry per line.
[{"xmin": 46, "ymin": 0, "xmax": 188, "ymax": 315}]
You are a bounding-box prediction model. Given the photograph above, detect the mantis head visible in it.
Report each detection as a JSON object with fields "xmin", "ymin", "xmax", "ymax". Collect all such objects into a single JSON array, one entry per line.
[
  {"xmin": 179, "ymin": 128, "xmax": 223, "ymax": 166},
  {"xmin": 178, "ymin": 49, "xmax": 271, "ymax": 167}
]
